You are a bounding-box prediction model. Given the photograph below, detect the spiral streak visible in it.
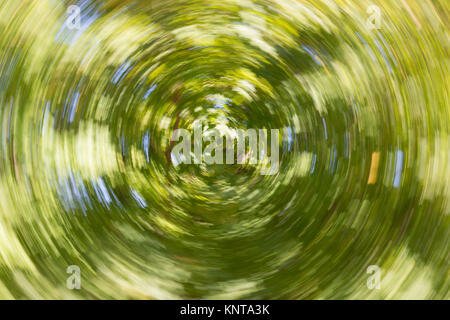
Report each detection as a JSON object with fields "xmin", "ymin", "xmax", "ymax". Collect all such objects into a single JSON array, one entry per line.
[{"xmin": 0, "ymin": 0, "xmax": 448, "ymax": 299}]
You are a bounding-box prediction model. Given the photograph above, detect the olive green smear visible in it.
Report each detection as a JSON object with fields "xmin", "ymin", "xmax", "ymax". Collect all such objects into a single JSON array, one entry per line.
[{"xmin": 0, "ymin": 0, "xmax": 448, "ymax": 299}]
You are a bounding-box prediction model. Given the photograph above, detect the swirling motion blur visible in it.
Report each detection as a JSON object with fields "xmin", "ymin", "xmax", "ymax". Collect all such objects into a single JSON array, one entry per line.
[{"xmin": 0, "ymin": 0, "xmax": 448, "ymax": 299}]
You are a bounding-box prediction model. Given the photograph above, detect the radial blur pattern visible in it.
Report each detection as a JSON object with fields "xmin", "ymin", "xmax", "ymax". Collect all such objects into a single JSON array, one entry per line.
[{"xmin": 0, "ymin": 0, "xmax": 448, "ymax": 299}]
